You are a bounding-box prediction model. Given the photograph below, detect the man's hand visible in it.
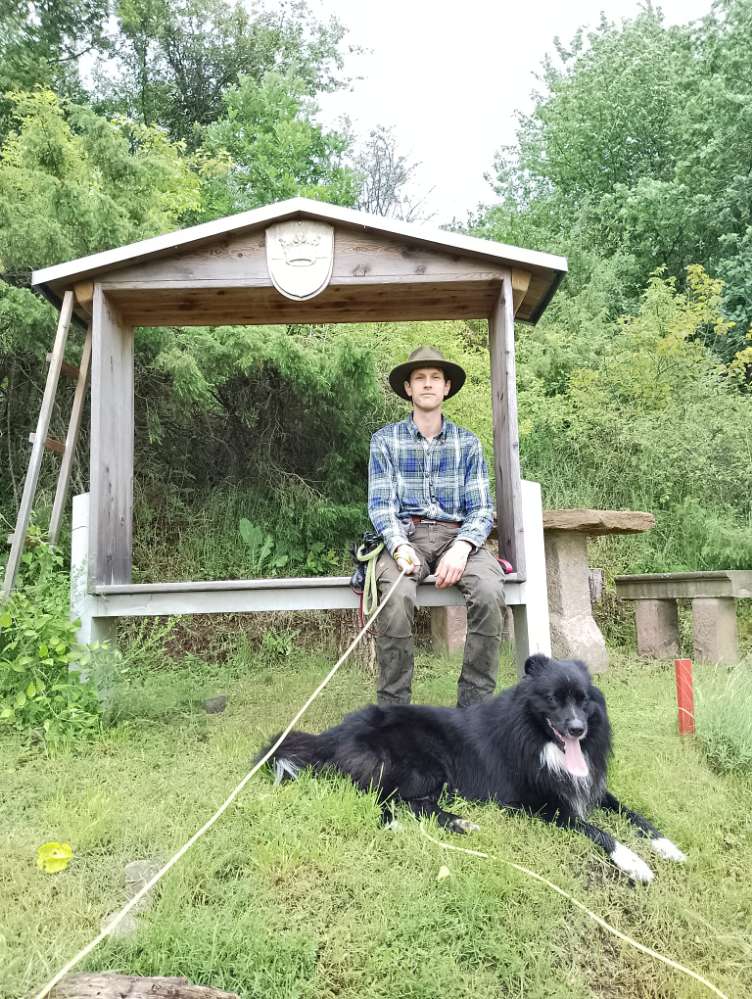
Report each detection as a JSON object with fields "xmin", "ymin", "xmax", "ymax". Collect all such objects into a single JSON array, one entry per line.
[
  {"xmin": 394, "ymin": 544, "xmax": 420, "ymax": 575},
  {"xmin": 435, "ymin": 540, "xmax": 472, "ymax": 589}
]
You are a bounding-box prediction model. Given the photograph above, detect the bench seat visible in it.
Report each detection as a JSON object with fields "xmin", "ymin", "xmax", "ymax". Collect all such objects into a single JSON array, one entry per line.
[{"xmin": 92, "ymin": 573, "xmax": 521, "ymax": 616}]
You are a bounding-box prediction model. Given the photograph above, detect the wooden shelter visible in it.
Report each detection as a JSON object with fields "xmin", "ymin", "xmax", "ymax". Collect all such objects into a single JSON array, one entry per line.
[{"xmin": 19, "ymin": 197, "xmax": 567, "ymax": 669}]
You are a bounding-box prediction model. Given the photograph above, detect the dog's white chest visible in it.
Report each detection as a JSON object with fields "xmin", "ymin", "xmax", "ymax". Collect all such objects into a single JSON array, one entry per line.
[{"xmin": 539, "ymin": 741, "xmax": 593, "ymax": 818}]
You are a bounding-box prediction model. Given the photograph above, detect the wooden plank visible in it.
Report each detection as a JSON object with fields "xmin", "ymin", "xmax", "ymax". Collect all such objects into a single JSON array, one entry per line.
[
  {"xmin": 511, "ymin": 269, "xmax": 532, "ymax": 315},
  {"xmin": 28, "ymin": 432, "xmax": 65, "ymax": 455},
  {"xmin": 95, "ymin": 572, "xmax": 519, "ymax": 594},
  {"xmin": 105, "ymin": 279, "xmax": 502, "ymax": 326},
  {"xmin": 103, "ymin": 227, "xmax": 509, "ymax": 287},
  {"xmin": 33, "ymin": 196, "xmax": 568, "ymax": 297},
  {"xmin": 488, "ymin": 272, "xmax": 526, "ymax": 579},
  {"xmin": 46, "ymin": 354, "xmax": 80, "ymax": 380},
  {"xmin": 49, "ymin": 326, "xmax": 92, "ymax": 545},
  {"xmin": 90, "ymin": 576, "xmax": 523, "ymax": 616},
  {"xmin": 2, "ymin": 291, "xmax": 75, "ymax": 598},
  {"xmin": 90, "ymin": 288, "xmax": 133, "ymax": 587}
]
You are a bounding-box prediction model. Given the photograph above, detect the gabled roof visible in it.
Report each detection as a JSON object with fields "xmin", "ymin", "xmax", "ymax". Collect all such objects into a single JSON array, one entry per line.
[{"xmin": 32, "ymin": 197, "xmax": 567, "ymax": 324}]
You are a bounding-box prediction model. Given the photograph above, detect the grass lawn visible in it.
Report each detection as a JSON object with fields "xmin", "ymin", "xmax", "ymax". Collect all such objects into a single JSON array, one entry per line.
[{"xmin": 2, "ymin": 643, "xmax": 751, "ymax": 998}]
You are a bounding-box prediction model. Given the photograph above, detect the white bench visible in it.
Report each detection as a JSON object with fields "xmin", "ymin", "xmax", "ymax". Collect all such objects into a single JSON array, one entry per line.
[{"xmin": 71, "ymin": 481, "xmax": 552, "ymax": 673}]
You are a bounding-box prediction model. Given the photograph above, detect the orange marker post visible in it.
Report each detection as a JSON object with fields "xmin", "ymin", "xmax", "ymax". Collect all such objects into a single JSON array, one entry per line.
[{"xmin": 674, "ymin": 658, "xmax": 695, "ymax": 736}]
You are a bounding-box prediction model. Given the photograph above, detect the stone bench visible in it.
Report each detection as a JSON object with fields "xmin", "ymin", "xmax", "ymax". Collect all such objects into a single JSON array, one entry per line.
[
  {"xmin": 615, "ymin": 571, "xmax": 752, "ymax": 665},
  {"xmin": 431, "ymin": 508, "xmax": 655, "ymax": 672}
]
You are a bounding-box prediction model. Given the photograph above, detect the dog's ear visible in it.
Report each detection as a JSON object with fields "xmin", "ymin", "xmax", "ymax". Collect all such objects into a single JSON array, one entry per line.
[{"xmin": 524, "ymin": 654, "xmax": 551, "ymax": 676}]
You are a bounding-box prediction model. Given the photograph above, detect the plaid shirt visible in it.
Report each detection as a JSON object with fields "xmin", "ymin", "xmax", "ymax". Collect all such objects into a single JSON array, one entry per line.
[{"xmin": 368, "ymin": 416, "xmax": 494, "ymax": 555}]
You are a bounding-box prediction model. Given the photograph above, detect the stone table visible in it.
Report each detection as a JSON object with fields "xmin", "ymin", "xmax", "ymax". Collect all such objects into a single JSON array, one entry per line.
[
  {"xmin": 431, "ymin": 509, "xmax": 655, "ymax": 673},
  {"xmin": 542, "ymin": 509, "xmax": 655, "ymax": 672}
]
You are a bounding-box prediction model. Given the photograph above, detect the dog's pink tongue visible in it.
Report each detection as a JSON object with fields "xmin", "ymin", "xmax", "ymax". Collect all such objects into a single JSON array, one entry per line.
[{"xmin": 563, "ymin": 736, "xmax": 588, "ymax": 777}]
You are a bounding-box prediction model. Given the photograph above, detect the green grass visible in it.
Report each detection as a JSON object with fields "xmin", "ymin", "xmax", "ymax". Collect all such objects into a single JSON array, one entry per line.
[
  {"xmin": 696, "ymin": 666, "xmax": 752, "ymax": 775},
  {"xmin": 2, "ymin": 647, "xmax": 751, "ymax": 998}
]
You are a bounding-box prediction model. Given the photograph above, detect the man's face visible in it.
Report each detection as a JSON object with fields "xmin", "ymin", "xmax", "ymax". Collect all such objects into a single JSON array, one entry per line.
[{"xmin": 405, "ymin": 367, "xmax": 450, "ymax": 411}]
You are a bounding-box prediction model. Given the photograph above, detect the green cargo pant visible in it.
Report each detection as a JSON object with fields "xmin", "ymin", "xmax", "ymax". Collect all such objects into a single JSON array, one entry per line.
[{"xmin": 375, "ymin": 522, "xmax": 506, "ymax": 707}]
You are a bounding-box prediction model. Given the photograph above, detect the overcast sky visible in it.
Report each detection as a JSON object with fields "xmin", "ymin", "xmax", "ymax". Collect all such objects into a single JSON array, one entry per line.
[{"xmin": 314, "ymin": 0, "xmax": 713, "ymax": 224}]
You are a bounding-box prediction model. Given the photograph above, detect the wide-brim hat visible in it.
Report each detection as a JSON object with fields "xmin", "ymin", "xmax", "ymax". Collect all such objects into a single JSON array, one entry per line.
[{"xmin": 388, "ymin": 346, "xmax": 466, "ymax": 401}]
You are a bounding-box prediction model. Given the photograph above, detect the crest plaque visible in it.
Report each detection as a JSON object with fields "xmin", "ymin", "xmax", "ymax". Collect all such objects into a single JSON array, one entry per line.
[{"xmin": 265, "ymin": 220, "xmax": 335, "ymax": 301}]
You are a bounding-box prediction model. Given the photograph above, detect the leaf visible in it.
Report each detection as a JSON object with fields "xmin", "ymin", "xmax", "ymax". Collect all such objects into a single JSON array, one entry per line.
[
  {"xmin": 36, "ymin": 841, "xmax": 74, "ymax": 874},
  {"xmin": 0, "ymin": 612, "xmax": 11, "ymax": 629}
]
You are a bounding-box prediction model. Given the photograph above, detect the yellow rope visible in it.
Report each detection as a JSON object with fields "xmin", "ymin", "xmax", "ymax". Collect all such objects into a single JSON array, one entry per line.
[
  {"xmin": 356, "ymin": 540, "xmax": 384, "ymax": 616},
  {"xmin": 420, "ymin": 825, "xmax": 729, "ymax": 999},
  {"xmin": 31, "ymin": 569, "xmax": 406, "ymax": 999}
]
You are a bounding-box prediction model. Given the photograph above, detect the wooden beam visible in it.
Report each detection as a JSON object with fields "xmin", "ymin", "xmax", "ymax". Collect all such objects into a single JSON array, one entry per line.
[
  {"xmin": 2, "ymin": 291, "xmax": 74, "ymax": 599},
  {"xmin": 512, "ymin": 269, "xmax": 532, "ymax": 315},
  {"xmin": 46, "ymin": 353, "xmax": 80, "ymax": 380},
  {"xmin": 488, "ymin": 272, "xmax": 526, "ymax": 579},
  {"xmin": 90, "ymin": 287, "xmax": 133, "ymax": 587},
  {"xmin": 49, "ymin": 325, "xmax": 92, "ymax": 545},
  {"xmin": 74, "ymin": 280, "xmax": 95, "ymax": 316},
  {"xmin": 28, "ymin": 432, "xmax": 65, "ymax": 455}
]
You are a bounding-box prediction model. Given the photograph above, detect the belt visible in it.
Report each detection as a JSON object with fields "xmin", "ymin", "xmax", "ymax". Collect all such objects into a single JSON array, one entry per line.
[{"xmin": 409, "ymin": 515, "xmax": 462, "ymax": 528}]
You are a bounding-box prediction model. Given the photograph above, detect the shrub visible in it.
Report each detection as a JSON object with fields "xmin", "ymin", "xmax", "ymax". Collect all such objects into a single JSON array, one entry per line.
[
  {"xmin": 696, "ymin": 666, "xmax": 752, "ymax": 775},
  {"xmin": 0, "ymin": 535, "xmax": 101, "ymax": 746}
]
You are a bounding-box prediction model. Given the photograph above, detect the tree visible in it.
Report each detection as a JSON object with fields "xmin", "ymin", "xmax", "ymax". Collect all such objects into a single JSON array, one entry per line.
[
  {"xmin": 354, "ymin": 125, "xmax": 431, "ymax": 221},
  {"xmin": 196, "ymin": 72, "xmax": 359, "ymax": 218},
  {"xmin": 0, "ymin": 0, "xmax": 111, "ymax": 132},
  {"xmin": 101, "ymin": 0, "xmax": 348, "ymax": 145}
]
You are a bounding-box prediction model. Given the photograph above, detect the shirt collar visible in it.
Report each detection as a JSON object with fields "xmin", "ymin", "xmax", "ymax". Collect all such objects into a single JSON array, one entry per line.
[{"xmin": 406, "ymin": 414, "xmax": 452, "ymax": 441}]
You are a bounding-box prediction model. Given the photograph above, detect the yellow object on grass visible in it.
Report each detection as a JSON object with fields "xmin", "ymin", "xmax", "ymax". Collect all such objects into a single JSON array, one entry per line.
[{"xmin": 36, "ymin": 841, "xmax": 73, "ymax": 874}]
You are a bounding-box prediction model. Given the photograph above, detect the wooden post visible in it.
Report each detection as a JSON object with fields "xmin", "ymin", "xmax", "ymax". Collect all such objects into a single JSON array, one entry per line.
[
  {"xmin": 2, "ymin": 290, "xmax": 74, "ymax": 599},
  {"xmin": 49, "ymin": 325, "xmax": 92, "ymax": 545},
  {"xmin": 89, "ymin": 286, "xmax": 134, "ymax": 587},
  {"xmin": 512, "ymin": 480, "xmax": 551, "ymax": 672},
  {"xmin": 488, "ymin": 271, "xmax": 525, "ymax": 579}
]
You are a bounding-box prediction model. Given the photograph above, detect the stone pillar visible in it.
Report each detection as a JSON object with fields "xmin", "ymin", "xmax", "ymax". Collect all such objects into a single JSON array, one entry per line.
[
  {"xmin": 543, "ymin": 529, "xmax": 607, "ymax": 672},
  {"xmin": 692, "ymin": 597, "xmax": 738, "ymax": 664},
  {"xmin": 431, "ymin": 605, "xmax": 468, "ymax": 655},
  {"xmin": 633, "ymin": 599, "xmax": 679, "ymax": 658}
]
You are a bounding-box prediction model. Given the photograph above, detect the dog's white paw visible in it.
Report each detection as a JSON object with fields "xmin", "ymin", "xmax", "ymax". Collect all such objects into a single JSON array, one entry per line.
[
  {"xmin": 610, "ymin": 842, "xmax": 655, "ymax": 883},
  {"xmin": 448, "ymin": 818, "xmax": 480, "ymax": 835},
  {"xmin": 650, "ymin": 837, "xmax": 686, "ymax": 862},
  {"xmin": 385, "ymin": 818, "xmax": 403, "ymax": 831}
]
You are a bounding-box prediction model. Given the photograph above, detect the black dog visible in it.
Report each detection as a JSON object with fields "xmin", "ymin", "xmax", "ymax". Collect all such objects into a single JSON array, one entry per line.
[{"xmin": 262, "ymin": 654, "xmax": 686, "ymax": 882}]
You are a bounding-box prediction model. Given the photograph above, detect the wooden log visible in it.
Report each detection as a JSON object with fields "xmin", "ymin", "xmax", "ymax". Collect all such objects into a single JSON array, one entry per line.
[{"xmin": 51, "ymin": 973, "xmax": 239, "ymax": 998}]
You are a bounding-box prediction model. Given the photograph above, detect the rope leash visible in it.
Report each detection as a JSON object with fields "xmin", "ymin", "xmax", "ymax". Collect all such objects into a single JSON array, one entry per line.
[
  {"xmin": 32, "ymin": 563, "xmax": 729, "ymax": 999},
  {"xmin": 419, "ymin": 826, "xmax": 729, "ymax": 999},
  {"xmin": 356, "ymin": 540, "xmax": 384, "ymax": 618},
  {"xmin": 31, "ymin": 569, "xmax": 407, "ymax": 999}
]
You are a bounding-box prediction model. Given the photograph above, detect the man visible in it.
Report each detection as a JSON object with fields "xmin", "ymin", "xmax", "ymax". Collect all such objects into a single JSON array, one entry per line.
[{"xmin": 368, "ymin": 345, "xmax": 506, "ymax": 707}]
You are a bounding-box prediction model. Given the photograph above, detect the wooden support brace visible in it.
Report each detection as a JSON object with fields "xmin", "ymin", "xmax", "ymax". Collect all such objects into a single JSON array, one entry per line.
[
  {"xmin": 28, "ymin": 432, "xmax": 65, "ymax": 456},
  {"xmin": 74, "ymin": 280, "xmax": 95, "ymax": 317},
  {"xmin": 511, "ymin": 268, "xmax": 531, "ymax": 315},
  {"xmin": 49, "ymin": 325, "xmax": 92, "ymax": 545},
  {"xmin": 46, "ymin": 353, "xmax": 80, "ymax": 381},
  {"xmin": 2, "ymin": 290, "xmax": 74, "ymax": 599}
]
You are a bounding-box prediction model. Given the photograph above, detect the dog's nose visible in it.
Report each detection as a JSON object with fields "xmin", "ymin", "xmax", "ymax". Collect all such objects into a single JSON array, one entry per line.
[{"xmin": 566, "ymin": 720, "xmax": 586, "ymax": 738}]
